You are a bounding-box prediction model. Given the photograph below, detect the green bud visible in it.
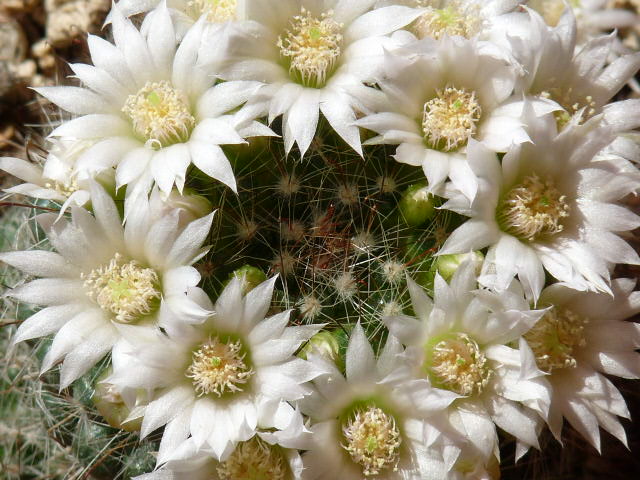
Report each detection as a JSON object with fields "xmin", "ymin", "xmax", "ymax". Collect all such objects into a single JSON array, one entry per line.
[
  {"xmin": 435, "ymin": 251, "xmax": 484, "ymax": 281},
  {"xmin": 229, "ymin": 265, "xmax": 268, "ymax": 295},
  {"xmin": 298, "ymin": 330, "xmax": 341, "ymax": 363},
  {"xmin": 92, "ymin": 368, "xmax": 144, "ymax": 432},
  {"xmin": 166, "ymin": 188, "xmax": 214, "ymax": 220},
  {"xmin": 399, "ymin": 183, "xmax": 435, "ymax": 227}
]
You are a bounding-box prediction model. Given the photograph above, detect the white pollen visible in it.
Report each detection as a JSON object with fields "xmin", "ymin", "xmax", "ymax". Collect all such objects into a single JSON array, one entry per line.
[
  {"xmin": 422, "ymin": 85, "xmax": 482, "ymax": 151},
  {"xmin": 278, "ymin": 8, "xmax": 343, "ymax": 88},
  {"xmin": 426, "ymin": 332, "xmax": 491, "ymax": 396},
  {"xmin": 186, "ymin": 336, "xmax": 254, "ymax": 397},
  {"xmin": 122, "ymin": 80, "xmax": 195, "ymax": 149},
  {"xmin": 187, "ymin": 0, "xmax": 237, "ymax": 23},
  {"xmin": 498, "ymin": 174, "xmax": 570, "ymax": 241},
  {"xmin": 83, "ymin": 253, "xmax": 160, "ymax": 323},
  {"xmin": 342, "ymin": 406, "xmax": 402, "ymax": 476},
  {"xmin": 524, "ymin": 306, "xmax": 588, "ymax": 373},
  {"xmin": 217, "ymin": 437, "xmax": 287, "ymax": 480}
]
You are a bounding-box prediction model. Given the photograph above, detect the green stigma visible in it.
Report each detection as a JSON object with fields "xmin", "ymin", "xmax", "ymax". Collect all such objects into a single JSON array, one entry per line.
[
  {"xmin": 146, "ymin": 91, "xmax": 161, "ymax": 106},
  {"xmin": 437, "ymin": 6, "xmax": 458, "ymax": 25},
  {"xmin": 366, "ymin": 436, "xmax": 378, "ymax": 453},
  {"xmin": 108, "ymin": 279, "xmax": 133, "ymax": 301},
  {"xmin": 309, "ymin": 26, "xmax": 322, "ymax": 40}
]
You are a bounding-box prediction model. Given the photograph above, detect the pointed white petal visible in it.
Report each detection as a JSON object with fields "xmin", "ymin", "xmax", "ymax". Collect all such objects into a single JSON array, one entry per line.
[
  {"xmin": 346, "ymin": 323, "xmax": 376, "ymax": 383},
  {"xmin": 33, "ymin": 86, "xmax": 109, "ymax": 115},
  {"xmin": 165, "ymin": 212, "xmax": 215, "ymax": 268},
  {"xmin": 190, "ymin": 141, "xmax": 237, "ymax": 192}
]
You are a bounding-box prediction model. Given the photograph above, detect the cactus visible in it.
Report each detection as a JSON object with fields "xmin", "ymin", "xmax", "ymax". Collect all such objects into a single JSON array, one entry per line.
[{"xmin": 1, "ymin": 1, "xmax": 640, "ymax": 478}]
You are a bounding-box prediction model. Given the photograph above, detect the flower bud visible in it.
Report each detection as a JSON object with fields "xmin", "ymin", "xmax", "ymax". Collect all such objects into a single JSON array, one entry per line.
[
  {"xmin": 435, "ymin": 251, "xmax": 484, "ymax": 281},
  {"xmin": 399, "ymin": 183, "xmax": 436, "ymax": 227},
  {"xmin": 92, "ymin": 369, "xmax": 144, "ymax": 432},
  {"xmin": 298, "ymin": 330, "xmax": 341, "ymax": 364},
  {"xmin": 229, "ymin": 265, "xmax": 268, "ymax": 295},
  {"xmin": 165, "ymin": 188, "xmax": 213, "ymax": 221}
]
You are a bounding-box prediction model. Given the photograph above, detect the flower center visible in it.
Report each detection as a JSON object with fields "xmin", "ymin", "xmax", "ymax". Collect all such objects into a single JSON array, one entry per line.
[
  {"xmin": 277, "ymin": 8, "xmax": 343, "ymax": 88},
  {"xmin": 217, "ymin": 437, "xmax": 288, "ymax": 480},
  {"xmin": 122, "ymin": 80, "xmax": 195, "ymax": 149},
  {"xmin": 186, "ymin": 0, "xmax": 237, "ymax": 23},
  {"xmin": 83, "ymin": 253, "xmax": 161, "ymax": 323},
  {"xmin": 524, "ymin": 307, "xmax": 588, "ymax": 373},
  {"xmin": 44, "ymin": 177, "xmax": 79, "ymax": 198},
  {"xmin": 342, "ymin": 406, "xmax": 401, "ymax": 476},
  {"xmin": 412, "ymin": 1, "xmax": 481, "ymax": 39},
  {"xmin": 530, "ymin": 0, "xmax": 582, "ymax": 26},
  {"xmin": 497, "ymin": 174, "xmax": 570, "ymax": 242},
  {"xmin": 422, "ymin": 86, "xmax": 482, "ymax": 151},
  {"xmin": 540, "ymin": 88, "xmax": 597, "ymax": 128},
  {"xmin": 186, "ymin": 336, "xmax": 254, "ymax": 397},
  {"xmin": 425, "ymin": 332, "xmax": 491, "ymax": 396}
]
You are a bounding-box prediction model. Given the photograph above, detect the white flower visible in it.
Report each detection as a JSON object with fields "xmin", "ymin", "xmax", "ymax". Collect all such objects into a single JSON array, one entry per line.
[
  {"xmin": 383, "ymin": 262, "xmax": 551, "ymax": 462},
  {"xmin": 0, "ymin": 183, "xmax": 214, "ymax": 388},
  {"xmin": 300, "ymin": 323, "xmax": 460, "ymax": 479},
  {"xmin": 106, "ymin": 275, "xmax": 325, "ymax": 463},
  {"xmin": 0, "ymin": 138, "xmax": 101, "ymax": 214},
  {"xmin": 528, "ymin": 0, "xmax": 639, "ymax": 44},
  {"xmin": 491, "ymin": 6, "xmax": 640, "ymax": 130},
  {"xmin": 133, "ymin": 408, "xmax": 308, "ymax": 479},
  {"xmin": 525, "ymin": 278, "xmax": 640, "ymax": 452},
  {"xmin": 602, "ymin": 131, "xmax": 640, "ymax": 166},
  {"xmin": 375, "ymin": 0, "xmax": 523, "ymax": 41},
  {"xmin": 114, "ymin": 0, "xmax": 247, "ymax": 38},
  {"xmin": 34, "ymin": 3, "xmax": 272, "ymax": 204},
  {"xmin": 439, "ymin": 107, "xmax": 640, "ymax": 300},
  {"xmin": 205, "ymin": 0, "xmax": 426, "ymax": 157},
  {"xmin": 356, "ymin": 35, "xmax": 549, "ymax": 199}
]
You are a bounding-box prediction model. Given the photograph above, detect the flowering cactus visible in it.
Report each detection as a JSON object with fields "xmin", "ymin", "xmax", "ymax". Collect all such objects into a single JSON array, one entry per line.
[{"xmin": 1, "ymin": 0, "xmax": 639, "ymax": 478}]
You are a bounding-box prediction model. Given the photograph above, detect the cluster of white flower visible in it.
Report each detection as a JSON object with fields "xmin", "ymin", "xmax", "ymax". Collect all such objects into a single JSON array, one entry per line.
[{"xmin": 1, "ymin": 0, "xmax": 639, "ymax": 478}]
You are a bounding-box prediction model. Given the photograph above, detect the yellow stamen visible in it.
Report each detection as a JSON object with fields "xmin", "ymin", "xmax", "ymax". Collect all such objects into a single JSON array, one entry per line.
[
  {"xmin": 498, "ymin": 174, "xmax": 570, "ymax": 242},
  {"xmin": 524, "ymin": 307, "xmax": 588, "ymax": 373},
  {"xmin": 342, "ymin": 406, "xmax": 401, "ymax": 476},
  {"xmin": 187, "ymin": 0, "xmax": 237, "ymax": 23},
  {"xmin": 217, "ymin": 437, "xmax": 288, "ymax": 480},
  {"xmin": 422, "ymin": 86, "xmax": 482, "ymax": 151},
  {"xmin": 412, "ymin": 1, "xmax": 482, "ymax": 39},
  {"xmin": 83, "ymin": 253, "xmax": 160, "ymax": 323},
  {"xmin": 122, "ymin": 80, "xmax": 195, "ymax": 149},
  {"xmin": 44, "ymin": 177, "xmax": 79, "ymax": 198},
  {"xmin": 540, "ymin": 88, "xmax": 597, "ymax": 128},
  {"xmin": 425, "ymin": 332, "xmax": 491, "ymax": 396},
  {"xmin": 277, "ymin": 8, "xmax": 343, "ymax": 88},
  {"xmin": 186, "ymin": 336, "xmax": 254, "ymax": 397}
]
